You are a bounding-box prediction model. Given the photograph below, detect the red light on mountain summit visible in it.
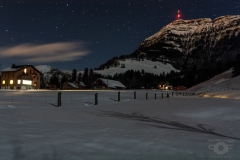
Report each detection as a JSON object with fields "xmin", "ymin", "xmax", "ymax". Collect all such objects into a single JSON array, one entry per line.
[{"xmin": 177, "ymin": 10, "xmax": 181, "ymax": 19}]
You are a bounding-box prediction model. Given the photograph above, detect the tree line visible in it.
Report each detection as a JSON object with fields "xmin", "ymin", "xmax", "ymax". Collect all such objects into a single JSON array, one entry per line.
[{"xmin": 47, "ymin": 67, "xmax": 189, "ymax": 89}]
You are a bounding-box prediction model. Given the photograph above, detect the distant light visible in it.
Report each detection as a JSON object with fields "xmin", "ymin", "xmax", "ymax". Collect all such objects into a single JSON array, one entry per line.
[{"xmin": 177, "ymin": 10, "xmax": 181, "ymax": 19}]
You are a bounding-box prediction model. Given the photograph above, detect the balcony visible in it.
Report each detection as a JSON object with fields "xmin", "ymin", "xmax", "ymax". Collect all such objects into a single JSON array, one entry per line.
[{"xmin": 17, "ymin": 75, "xmax": 32, "ymax": 80}]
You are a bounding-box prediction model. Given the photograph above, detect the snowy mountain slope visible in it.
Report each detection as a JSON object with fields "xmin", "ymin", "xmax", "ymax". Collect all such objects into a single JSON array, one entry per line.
[
  {"xmin": 136, "ymin": 15, "xmax": 240, "ymax": 69},
  {"xmin": 35, "ymin": 65, "xmax": 71, "ymax": 83},
  {"xmin": 94, "ymin": 59, "xmax": 177, "ymax": 76},
  {"xmin": 188, "ymin": 69, "xmax": 240, "ymax": 97},
  {"xmin": 35, "ymin": 65, "xmax": 53, "ymax": 73}
]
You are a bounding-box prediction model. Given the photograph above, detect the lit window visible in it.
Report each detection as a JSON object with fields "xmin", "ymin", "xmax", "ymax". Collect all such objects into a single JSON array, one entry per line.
[
  {"xmin": 18, "ymin": 80, "xmax": 21, "ymax": 84},
  {"xmin": 24, "ymin": 68, "xmax": 27, "ymax": 74},
  {"xmin": 10, "ymin": 80, "xmax": 13, "ymax": 84},
  {"xmin": 2, "ymin": 80, "xmax": 5, "ymax": 84},
  {"xmin": 22, "ymin": 80, "xmax": 32, "ymax": 85}
]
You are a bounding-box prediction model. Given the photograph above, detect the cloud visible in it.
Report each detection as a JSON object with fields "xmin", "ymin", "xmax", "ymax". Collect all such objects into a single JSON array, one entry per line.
[{"xmin": 0, "ymin": 42, "xmax": 90, "ymax": 63}]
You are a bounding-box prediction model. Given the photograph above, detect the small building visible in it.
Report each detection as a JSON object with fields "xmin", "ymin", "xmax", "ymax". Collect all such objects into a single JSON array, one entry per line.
[
  {"xmin": 175, "ymin": 86, "xmax": 187, "ymax": 90},
  {"xmin": 62, "ymin": 82, "xmax": 79, "ymax": 90},
  {"xmin": 62, "ymin": 81, "xmax": 86, "ymax": 90},
  {"xmin": 158, "ymin": 82, "xmax": 172, "ymax": 90},
  {"xmin": 49, "ymin": 83, "xmax": 58, "ymax": 90},
  {"xmin": 78, "ymin": 81, "xmax": 86, "ymax": 89},
  {"xmin": 92, "ymin": 78, "xmax": 126, "ymax": 89},
  {"xmin": 1, "ymin": 64, "xmax": 42, "ymax": 90}
]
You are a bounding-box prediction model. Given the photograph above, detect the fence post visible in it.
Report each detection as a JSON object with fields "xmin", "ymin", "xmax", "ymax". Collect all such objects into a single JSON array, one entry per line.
[
  {"xmin": 30, "ymin": 92, "xmax": 31, "ymax": 104},
  {"xmin": 134, "ymin": 91, "xmax": 136, "ymax": 99},
  {"xmin": 57, "ymin": 92, "xmax": 61, "ymax": 107},
  {"xmin": 155, "ymin": 93, "xmax": 156, "ymax": 99},
  {"xmin": 118, "ymin": 91, "xmax": 120, "ymax": 102},
  {"xmin": 167, "ymin": 93, "xmax": 169, "ymax": 98},
  {"xmin": 146, "ymin": 93, "xmax": 148, "ymax": 100},
  {"xmin": 95, "ymin": 93, "xmax": 98, "ymax": 105}
]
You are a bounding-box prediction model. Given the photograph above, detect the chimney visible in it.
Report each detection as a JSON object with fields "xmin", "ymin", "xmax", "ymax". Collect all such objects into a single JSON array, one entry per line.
[{"xmin": 12, "ymin": 64, "xmax": 15, "ymax": 68}]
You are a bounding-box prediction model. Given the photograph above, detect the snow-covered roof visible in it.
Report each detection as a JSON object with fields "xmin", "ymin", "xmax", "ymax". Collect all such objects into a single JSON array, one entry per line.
[
  {"xmin": 99, "ymin": 78, "xmax": 126, "ymax": 89},
  {"xmin": 66, "ymin": 82, "xmax": 79, "ymax": 89},
  {"xmin": 1, "ymin": 67, "xmax": 19, "ymax": 72},
  {"xmin": 2, "ymin": 65, "xmax": 43, "ymax": 75},
  {"xmin": 79, "ymin": 82, "xmax": 86, "ymax": 86}
]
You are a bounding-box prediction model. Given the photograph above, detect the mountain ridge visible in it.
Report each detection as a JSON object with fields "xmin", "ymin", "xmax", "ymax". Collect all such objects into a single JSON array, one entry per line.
[{"xmin": 135, "ymin": 15, "xmax": 240, "ymax": 69}]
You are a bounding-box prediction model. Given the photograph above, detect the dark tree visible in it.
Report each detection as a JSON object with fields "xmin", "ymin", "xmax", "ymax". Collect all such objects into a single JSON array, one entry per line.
[
  {"xmin": 71, "ymin": 69, "xmax": 77, "ymax": 82},
  {"xmin": 77, "ymin": 72, "xmax": 82, "ymax": 82},
  {"xmin": 50, "ymin": 75, "xmax": 59, "ymax": 87},
  {"xmin": 232, "ymin": 54, "xmax": 240, "ymax": 77},
  {"xmin": 89, "ymin": 68, "xmax": 94, "ymax": 88},
  {"xmin": 40, "ymin": 76, "xmax": 45, "ymax": 89},
  {"xmin": 82, "ymin": 68, "xmax": 89, "ymax": 87},
  {"xmin": 61, "ymin": 75, "xmax": 67, "ymax": 85}
]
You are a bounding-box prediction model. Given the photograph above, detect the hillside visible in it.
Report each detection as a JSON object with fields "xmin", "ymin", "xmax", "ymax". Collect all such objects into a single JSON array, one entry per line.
[
  {"xmin": 127, "ymin": 15, "xmax": 240, "ymax": 87},
  {"xmin": 189, "ymin": 68, "xmax": 240, "ymax": 95},
  {"xmin": 94, "ymin": 58, "xmax": 177, "ymax": 76},
  {"xmin": 137, "ymin": 15, "xmax": 240, "ymax": 68},
  {"xmin": 35, "ymin": 65, "xmax": 52, "ymax": 73}
]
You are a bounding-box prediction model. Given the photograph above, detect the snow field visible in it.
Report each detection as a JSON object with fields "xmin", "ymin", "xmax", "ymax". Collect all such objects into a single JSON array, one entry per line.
[
  {"xmin": 0, "ymin": 89, "xmax": 192, "ymax": 108},
  {"xmin": 0, "ymin": 90, "xmax": 239, "ymax": 160}
]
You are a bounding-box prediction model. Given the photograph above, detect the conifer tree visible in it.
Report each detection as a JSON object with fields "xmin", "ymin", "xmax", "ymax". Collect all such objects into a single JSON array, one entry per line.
[{"xmin": 71, "ymin": 69, "xmax": 77, "ymax": 82}]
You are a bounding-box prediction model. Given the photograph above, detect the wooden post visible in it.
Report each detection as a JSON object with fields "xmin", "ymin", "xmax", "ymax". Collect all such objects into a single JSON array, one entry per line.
[
  {"xmin": 57, "ymin": 92, "xmax": 61, "ymax": 107},
  {"xmin": 167, "ymin": 93, "xmax": 169, "ymax": 98},
  {"xmin": 134, "ymin": 91, "xmax": 136, "ymax": 99},
  {"xmin": 95, "ymin": 93, "xmax": 98, "ymax": 105},
  {"xmin": 118, "ymin": 91, "xmax": 120, "ymax": 102}
]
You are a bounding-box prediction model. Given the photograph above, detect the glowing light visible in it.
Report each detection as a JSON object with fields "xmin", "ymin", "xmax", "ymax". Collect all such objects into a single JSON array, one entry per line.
[
  {"xmin": 24, "ymin": 68, "xmax": 27, "ymax": 74},
  {"xmin": 2, "ymin": 80, "xmax": 5, "ymax": 84},
  {"xmin": 177, "ymin": 10, "xmax": 181, "ymax": 19},
  {"xmin": 22, "ymin": 80, "xmax": 32, "ymax": 85},
  {"xmin": 10, "ymin": 80, "xmax": 13, "ymax": 84},
  {"xmin": 18, "ymin": 80, "xmax": 21, "ymax": 84}
]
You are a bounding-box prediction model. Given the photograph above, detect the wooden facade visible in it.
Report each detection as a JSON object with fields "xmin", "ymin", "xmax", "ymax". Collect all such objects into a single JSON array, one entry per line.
[{"xmin": 1, "ymin": 64, "xmax": 42, "ymax": 90}]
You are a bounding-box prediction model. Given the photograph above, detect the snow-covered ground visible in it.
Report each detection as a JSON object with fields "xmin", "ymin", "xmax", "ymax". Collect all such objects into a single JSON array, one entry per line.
[
  {"xmin": 35, "ymin": 59, "xmax": 177, "ymax": 76},
  {"xmin": 188, "ymin": 68, "xmax": 240, "ymax": 99},
  {"xmin": 0, "ymin": 89, "xmax": 239, "ymax": 160},
  {"xmin": 94, "ymin": 59, "xmax": 177, "ymax": 76}
]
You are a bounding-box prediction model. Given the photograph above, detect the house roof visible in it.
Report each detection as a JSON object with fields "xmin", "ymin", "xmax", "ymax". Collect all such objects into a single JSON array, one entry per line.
[
  {"xmin": 1, "ymin": 64, "xmax": 43, "ymax": 75},
  {"xmin": 97, "ymin": 78, "xmax": 126, "ymax": 89},
  {"xmin": 66, "ymin": 82, "xmax": 79, "ymax": 88},
  {"xmin": 2, "ymin": 67, "xmax": 19, "ymax": 72},
  {"xmin": 79, "ymin": 81, "xmax": 86, "ymax": 86}
]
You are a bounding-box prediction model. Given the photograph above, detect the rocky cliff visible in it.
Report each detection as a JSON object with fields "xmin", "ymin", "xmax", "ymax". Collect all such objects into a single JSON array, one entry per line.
[{"xmin": 136, "ymin": 15, "xmax": 240, "ymax": 70}]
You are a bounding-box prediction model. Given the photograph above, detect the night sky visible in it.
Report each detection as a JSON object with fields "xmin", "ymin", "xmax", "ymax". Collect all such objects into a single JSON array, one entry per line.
[{"xmin": 0, "ymin": 0, "xmax": 239, "ymax": 71}]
